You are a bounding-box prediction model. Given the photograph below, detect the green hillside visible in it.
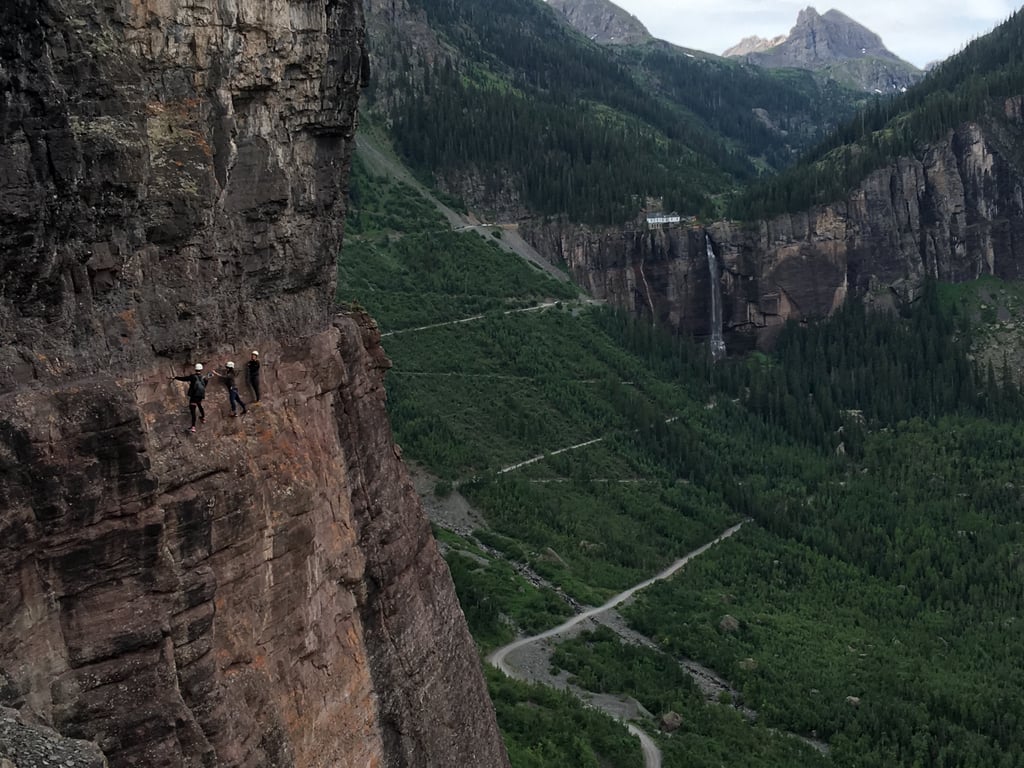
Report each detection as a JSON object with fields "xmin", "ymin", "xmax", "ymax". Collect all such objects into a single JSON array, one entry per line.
[
  {"xmin": 341, "ymin": 151, "xmax": 1024, "ymax": 766},
  {"xmin": 347, "ymin": 6, "xmax": 1024, "ymax": 765},
  {"xmin": 363, "ymin": 0, "xmax": 862, "ymax": 223},
  {"xmin": 730, "ymin": 7, "xmax": 1024, "ymax": 219},
  {"xmin": 363, "ymin": 0, "xmax": 1024, "ymax": 226}
]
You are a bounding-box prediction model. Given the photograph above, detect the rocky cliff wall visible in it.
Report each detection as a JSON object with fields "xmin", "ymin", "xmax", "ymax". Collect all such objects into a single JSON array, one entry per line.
[
  {"xmin": 0, "ymin": 0, "xmax": 368, "ymax": 382},
  {"xmin": 0, "ymin": 2, "xmax": 509, "ymax": 767},
  {"xmin": 523, "ymin": 102, "xmax": 1024, "ymax": 350}
]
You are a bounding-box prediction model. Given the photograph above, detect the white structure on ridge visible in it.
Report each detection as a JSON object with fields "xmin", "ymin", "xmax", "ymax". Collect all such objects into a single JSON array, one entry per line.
[{"xmin": 646, "ymin": 212, "xmax": 681, "ymax": 225}]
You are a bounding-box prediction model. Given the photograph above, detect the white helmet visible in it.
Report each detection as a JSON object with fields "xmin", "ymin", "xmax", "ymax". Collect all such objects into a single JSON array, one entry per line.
[
  {"xmin": 194, "ymin": 363, "xmax": 203, "ymax": 372},
  {"xmin": 226, "ymin": 361, "xmax": 235, "ymax": 369},
  {"xmin": 252, "ymin": 350, "xmax": 259, "ymax": 356}
]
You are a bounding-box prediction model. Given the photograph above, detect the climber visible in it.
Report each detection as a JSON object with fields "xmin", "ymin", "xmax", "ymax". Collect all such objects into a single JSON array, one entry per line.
[
  {"xmin": 213, "ymin": 361, "xmax": 248, "ymax": 416},
  {"xmin": 247, "ymin": 350, "xmax": 261, "ymax": 402},
  {"xmin": 171, "ymin": 363, "xmax": 210, "ymax": 433}
]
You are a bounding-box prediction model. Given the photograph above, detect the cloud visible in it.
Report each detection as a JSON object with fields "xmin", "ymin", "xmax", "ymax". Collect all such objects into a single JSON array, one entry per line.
[{"xmin": 612, "ymin": 0, "xmax": 1019, "ymax": 67}]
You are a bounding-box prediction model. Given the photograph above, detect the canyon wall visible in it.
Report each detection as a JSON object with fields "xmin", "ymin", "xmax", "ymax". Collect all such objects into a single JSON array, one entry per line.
[
  {"xmin": 0, "ymin": 1, "xmax": 509, "ymax": 767},
  {"xmin": 523, "ymin": 101, "xmax": 1024, "ymax": 349}
]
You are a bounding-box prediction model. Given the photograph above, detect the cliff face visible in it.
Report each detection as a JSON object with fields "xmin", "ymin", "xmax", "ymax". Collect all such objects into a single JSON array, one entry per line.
[
  {"xmin": 0, "ymin": 0, "xmax": 364, "ymax": 378},
  {"xmin": 721, "ymin": 35, "xmax": 787, "ymax": 58},
  {"xmin": 546, "ymin": 0, "xmax": 652, "ymax": 46},
  {"xmin": 522, "ymin": 103, "xmax": 1024, "ymax": 350},
  {"xmin": 0, "ymin": 2, "xmax": 509, "ymax": 767}
]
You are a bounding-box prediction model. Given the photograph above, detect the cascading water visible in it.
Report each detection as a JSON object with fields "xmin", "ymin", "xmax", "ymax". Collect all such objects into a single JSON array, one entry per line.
[{"xmin": 705, "ymin": 233, "xmax": 726, "ymax": 361}]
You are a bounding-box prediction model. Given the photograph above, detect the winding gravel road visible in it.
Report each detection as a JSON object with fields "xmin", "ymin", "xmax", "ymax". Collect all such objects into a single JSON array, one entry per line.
[
  {"xmin": 380, "ymin": 301, "xmax": 561, "ymax": 338},
  {"xmin": 487, "ymin": 521, "xmax": 747, "ymax": 768}
]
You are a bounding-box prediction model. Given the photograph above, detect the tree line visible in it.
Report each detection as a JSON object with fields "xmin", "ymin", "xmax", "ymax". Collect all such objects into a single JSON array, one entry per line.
[
  {"xmin": 373, "ymin": 0, "xmax": 865, "ymax": 223},
  {"xmin": 729, "ymin": 7, "xmax": 1024, "ymax": 219}
]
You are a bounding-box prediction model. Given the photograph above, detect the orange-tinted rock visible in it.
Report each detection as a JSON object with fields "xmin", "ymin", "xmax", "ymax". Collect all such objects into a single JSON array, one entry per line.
[{"xmin": 0, "ymin": 1, "xmax": 509, "ymax": 766}]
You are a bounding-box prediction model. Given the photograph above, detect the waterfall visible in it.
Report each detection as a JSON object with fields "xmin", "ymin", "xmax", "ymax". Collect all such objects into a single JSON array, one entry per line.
[
  {"xmin": 705, "ymin": 233, "xmax": 726, "ymax": 361},
  {"xmin": 637, "ymin": 258, "xmax": 656, "ymax": 327}
]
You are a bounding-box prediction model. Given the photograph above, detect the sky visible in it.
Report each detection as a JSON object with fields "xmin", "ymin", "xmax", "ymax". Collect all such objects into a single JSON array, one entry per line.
[{"xmin": 608, "ymin": 0, "xmax": 1021, "ymax": 68}]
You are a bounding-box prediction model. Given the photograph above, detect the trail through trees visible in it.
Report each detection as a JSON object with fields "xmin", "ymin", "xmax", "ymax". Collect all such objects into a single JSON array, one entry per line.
[{"xmin": 487, "ymin": 522, "xmax": 747, "ymax": 768}]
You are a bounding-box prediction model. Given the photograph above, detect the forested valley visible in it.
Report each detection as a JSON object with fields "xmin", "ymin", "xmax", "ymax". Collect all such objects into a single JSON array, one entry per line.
[
  {"xmin": 340, "ymin": 149, "xmax": 1024, "ymax": 766},
  {"xmin": 363, "ymin": 0, "xmax": 862, "ymax": 223},
  {"xmin": 343, "ymin": 3, "xmax": 1024, "ymax": 765},
  {"xmin": 363, "ymin": 0, "xmax": 1024, "ymax": 228}
]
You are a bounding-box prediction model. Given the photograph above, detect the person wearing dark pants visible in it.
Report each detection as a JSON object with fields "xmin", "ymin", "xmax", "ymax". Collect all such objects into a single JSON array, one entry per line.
[
  {"xmin": 171, "ymin": 363, "xmax": 210, "ymax": 433},
  {"xmin": 214, "ymin": 361, "xmax": 248, "ymax": 416},
  {"xmin": 247, "ymin": 350, "xmax": 261, "ymax": 402}
]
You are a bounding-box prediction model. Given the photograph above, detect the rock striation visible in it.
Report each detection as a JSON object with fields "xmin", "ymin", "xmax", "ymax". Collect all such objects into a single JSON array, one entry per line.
[
  {"xmin": 0, "ymin": 1, "xmax": 509, "ymax": 767},
  {"xmin": 522, "ymin": 104, "xmax": 1024, "ymax": 350}
]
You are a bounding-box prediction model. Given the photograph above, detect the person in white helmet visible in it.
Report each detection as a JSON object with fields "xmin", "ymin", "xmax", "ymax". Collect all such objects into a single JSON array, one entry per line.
[
  {"xmin": 247, "ymin": 350, "xmax": 261, "ymax": 402},
  {"xmin": 170, "ymin": 363, "xmax": 210, "ymax": 433},
  {"xmin": 212, "ymin": 360, "xmax": 248, "ymax": 417}
]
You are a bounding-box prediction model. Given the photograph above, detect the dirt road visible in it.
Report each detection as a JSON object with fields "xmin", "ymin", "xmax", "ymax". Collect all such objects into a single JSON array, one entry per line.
[{"xmin": 487, "ymin": 521, "xmax": 747, "ymax": 768}]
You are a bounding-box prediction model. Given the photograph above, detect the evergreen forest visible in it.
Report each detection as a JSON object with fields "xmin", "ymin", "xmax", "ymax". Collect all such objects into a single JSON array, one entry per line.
[
  {"xmin": 340, "ymin": 153, "xmax": 1024, "ymax": 767},
  {"xmin": 363, "ymin": 0, "xmax": 863, "ymax": 223}
]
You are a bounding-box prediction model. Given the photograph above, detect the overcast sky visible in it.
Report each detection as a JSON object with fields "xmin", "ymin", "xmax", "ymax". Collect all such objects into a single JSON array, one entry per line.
[{"xmin": 609, "ymin": 0, "xmax": 1021, "ymax": 68}]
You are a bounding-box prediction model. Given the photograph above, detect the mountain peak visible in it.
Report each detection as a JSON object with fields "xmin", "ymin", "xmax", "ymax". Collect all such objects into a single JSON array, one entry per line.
[
  {"xmin": 724, "ymin": 6, "xmax": 922, "ymax": 91},
  {"xmin": 545, "ymin": 0, "xmax": 652, "ymax": 45},
  {"xmin": 722, "ymin": 34, "xmax": 787, "ymax": 57},
  {"xmin": 788, "ymin": 5, "xmax": 892, "ymax": 63}
]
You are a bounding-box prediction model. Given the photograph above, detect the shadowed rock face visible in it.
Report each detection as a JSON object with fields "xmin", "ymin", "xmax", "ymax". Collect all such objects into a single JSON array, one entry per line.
[
  {"xmin": 0, "ymin": 0, "xmax": 364, "ymax": 383},
  {"xmin": 522, "ymin": 105, "xmax": 1024, "ymax": 350},
  {"xmin": 0, "ymin": 2, "xmax": 509, "ymax": 767}
]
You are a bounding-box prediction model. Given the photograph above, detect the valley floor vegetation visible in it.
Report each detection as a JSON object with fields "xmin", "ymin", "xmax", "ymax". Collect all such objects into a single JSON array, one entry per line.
[{"xmin": 341, "ymin": 156, "xmax": 1024, "ymax": 768}]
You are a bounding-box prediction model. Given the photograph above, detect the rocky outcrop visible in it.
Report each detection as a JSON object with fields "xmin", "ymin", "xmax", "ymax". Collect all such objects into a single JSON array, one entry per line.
[
  {"xmin": 658, "ymin": 711, "xmax": 683, "ymax": 733},
  {"xmin": 722, "ymin": 35, "xmax": 787, "ymax": 58},
  {"xmin": 1, "ymin": 707, "xmax": 107, "ymax": 767},
  {"xmin": 522, "ymin": 103, "xmax": 1024, "ymax": 350},
  {"xmin": 0, "ymin": 0, "xmax": 370, "ymax": 380},
  {"xmin": 546, "ymin": 0, "xmax": 652, "ymax": 46},
  {"xmin": 0, "ymin": 1, "xmax": 509, "ymax": 767},
  {"xmin": 724, "ymin": 7, "xmax": 922, "ymax": 92}
]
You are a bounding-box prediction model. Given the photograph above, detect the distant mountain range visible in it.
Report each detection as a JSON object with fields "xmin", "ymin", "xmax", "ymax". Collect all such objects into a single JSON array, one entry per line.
[
  {"xmin": 547, "ymin": 0, "xmax": 922, "ymax": 92},
  {"xmin": 722, "ymin": 7, "xmax": 922, "ymax": 92},
  {"xmin": 722, "ymin": 35, "xmax": 788, "ymax": 58}
]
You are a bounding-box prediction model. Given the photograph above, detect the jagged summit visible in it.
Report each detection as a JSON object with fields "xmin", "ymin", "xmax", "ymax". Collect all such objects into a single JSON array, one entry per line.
[
  {"xmin": 724, "ymin": 6, "xmax": 922, "ymax": 91},
  {"xmin": 546, "ymin": 0, "xmax": 652, "ymax": 45},
  {"xmin": 722, "ymin": 34, "xmax": 787, "ymax": 57},
  {"xmin": 784, "ymin": 7, "xmax": 899, "ymax": 64}
]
